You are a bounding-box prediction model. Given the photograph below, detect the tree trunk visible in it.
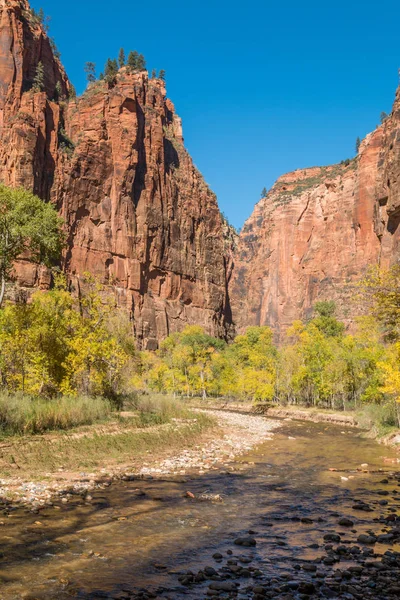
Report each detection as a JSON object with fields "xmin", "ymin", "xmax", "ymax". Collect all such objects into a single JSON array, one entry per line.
[{"xmin": 0, "ymin": 273, "xmax": 5, "ymax": 308}]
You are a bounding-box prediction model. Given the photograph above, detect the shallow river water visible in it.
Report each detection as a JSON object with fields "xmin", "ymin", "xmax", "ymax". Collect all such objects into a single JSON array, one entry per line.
[{"xmin": 0, "ymin": 418, "xmax": 399, "ymax": 599}]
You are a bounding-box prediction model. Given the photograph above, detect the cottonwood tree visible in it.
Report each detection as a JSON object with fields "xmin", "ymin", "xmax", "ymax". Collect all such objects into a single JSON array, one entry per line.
[{"xmin": 0, "ymin": 185, "xmax": 64, "ymax": 307}]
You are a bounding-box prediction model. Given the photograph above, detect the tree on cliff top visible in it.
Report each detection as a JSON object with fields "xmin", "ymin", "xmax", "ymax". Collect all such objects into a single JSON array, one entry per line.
[
  {"xmin": 355, "ymin": 136, "xmax": 361, "ymax": 154},
  {"xmin": 84, "ymin": 62, "xmax": 96, "ymax": 84},
  {"xmin": 104, "ymin": 58, "xmax": 119, "ymax": 84},
  {"xmin": 127, "ymin": 51, "xmax": 139, "ymax": 71},
  {"xmin": 118, "ymin": 48, "xmax": 126, "ymax": 69},
  {"xmin": 137, "ymin": 54, "xmax": 146, "ymax": 70},
  {"xmin": 380, "ymin": 111, "xmax": 389, "ymax": 124},
  {"xmin": 158, "ymin": 69, "xmax": 166, "ymax": 81},
  {"xmin": 0, "ymin": 186, "xmax": 64, "ymax": 307},
  {"xmin": 261, "ymin": 187, "xmax": 267, "ymax": 198}
]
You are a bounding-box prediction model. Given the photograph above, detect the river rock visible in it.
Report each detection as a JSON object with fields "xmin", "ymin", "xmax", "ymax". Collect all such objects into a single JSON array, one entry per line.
[
  {"xmin": 209, "ymin": 581, "xmax": 238, "ymax": 591},
  {"xmin": 324, "ymin": 533, "xmax": 341, "ymax": 542},
  {"xmin": 234, "ymin": 536, "xmax": 257, "ymax": 547},
  {"xmin": 357, "ymin": 534, "xmax": 377, "ymax": 544},
  {"xmin": 338, "ymin": 517, "xmax": 354, "ymax": 527}
]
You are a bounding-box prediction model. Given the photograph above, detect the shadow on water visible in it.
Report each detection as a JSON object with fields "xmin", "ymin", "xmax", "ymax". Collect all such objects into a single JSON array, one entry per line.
[{"xmin": 0, "ymin": 419, "xmax": 399, "ymax": 599}]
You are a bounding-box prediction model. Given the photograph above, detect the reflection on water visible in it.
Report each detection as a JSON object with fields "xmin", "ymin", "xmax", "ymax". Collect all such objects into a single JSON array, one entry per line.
[{"xmin": 0, "ymin": 419, "xmax": 399, "ymax": 599}]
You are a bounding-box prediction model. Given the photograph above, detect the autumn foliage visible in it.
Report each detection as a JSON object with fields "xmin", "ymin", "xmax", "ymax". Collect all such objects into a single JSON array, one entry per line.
[{"xmin": 1, "ymin": 262, "xmax": 400, "ymax": 429}]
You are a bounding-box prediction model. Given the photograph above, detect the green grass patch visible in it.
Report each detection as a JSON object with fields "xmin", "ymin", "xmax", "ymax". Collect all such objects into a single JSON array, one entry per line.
[
  {"xmin": 0, "ymin": 393, "xmax": 112, "ymax": 436},
  {"xmin": 356, "ymin": 403, "xmax": 400, "ymax": 437}
]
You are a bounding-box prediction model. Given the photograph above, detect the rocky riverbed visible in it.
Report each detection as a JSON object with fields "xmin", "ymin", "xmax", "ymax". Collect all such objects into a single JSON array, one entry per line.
[{"xmin": 0, "ymin": 418, "xmax": 399, "ymax": 600}]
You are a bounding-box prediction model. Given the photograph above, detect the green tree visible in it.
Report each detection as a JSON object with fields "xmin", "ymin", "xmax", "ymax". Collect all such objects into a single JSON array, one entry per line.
[
  {"xmin": 118, "ymin": 48, "xmax": 126, "ymax": 69},
  {"xmin": 151, "ymin": 68, "xmax": 156, "ymax": 79},
  {"xmin": 127, "ymin": 51, "xmax": 139, "ymax": 71},
  {"xmin": 137, "ymin": 54, "xmax": 146, "ymax": 70},
  {"xmin": 158, "ymin": 69, "xmax": 166, "ymax": 81},
  {"xmin": 355, "ymin": 136, "xmax": 361, "ymax": 153},
  {"xmin": 84, "ymin": 61, "xmax": 96, "ymax": 84},
  {"xmin": 104, "ymin": 58, "xmax": 118, "ymax": 84},
  {"xmin": 311, "ymin": 301, "xmax": 345, "ymax": 337},
  {"xmin": 261, "ymin": 187, "xmax": 267, "ymax": 198},
  {"xmin": 0, "ymin": 185, "xmax": 64, "ymax": 306},
  {"xmin": 54, "ymin": 80, "xmax": 62, "ymax": 101},
  {"xmin": 33, "ymin": 61, "xmax": 45, "ymax": 91}
]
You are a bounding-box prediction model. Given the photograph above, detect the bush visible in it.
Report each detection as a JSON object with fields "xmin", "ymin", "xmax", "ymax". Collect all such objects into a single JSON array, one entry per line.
[
  {"xmin": 356, "ymin": 402, "xmax": 398, "ymax": 434},
  {"xmin": 0, "ymin": 393, "xmax": 112, "ymax": 435}
]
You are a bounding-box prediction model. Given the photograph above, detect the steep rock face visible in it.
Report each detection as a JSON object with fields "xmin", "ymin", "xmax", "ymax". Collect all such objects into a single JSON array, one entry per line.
[
  {"xmin": 0, "ymin": 0, "xmax": 233, "ymax": 347},
  {"xmin": 375, "ymin": 86, "xmax": 400, "ymax": 264},
  {"xmin": 231, "ymin": 119, "xmax": 399, "ymax": 337}
]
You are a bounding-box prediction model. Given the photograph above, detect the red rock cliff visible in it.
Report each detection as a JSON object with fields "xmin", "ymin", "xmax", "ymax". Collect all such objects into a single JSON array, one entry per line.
[
  {"xmin": 0, "ymin": 0, "xmax": 233, "ymax": 348},
  {"xmin": 231, "ymin": 88, "xmax": 400, "ymax": 337}
]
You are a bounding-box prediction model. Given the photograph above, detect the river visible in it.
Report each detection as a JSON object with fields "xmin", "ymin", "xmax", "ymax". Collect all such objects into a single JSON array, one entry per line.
[{"xmin": 0, "ymin": 417, "xmax": 399, "ymax": 599}]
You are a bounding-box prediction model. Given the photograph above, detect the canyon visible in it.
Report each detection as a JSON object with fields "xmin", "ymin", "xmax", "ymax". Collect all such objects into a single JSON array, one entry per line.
[{"xmin": 1, "ymin": 0, "xmax": 400, "ymax": 344}]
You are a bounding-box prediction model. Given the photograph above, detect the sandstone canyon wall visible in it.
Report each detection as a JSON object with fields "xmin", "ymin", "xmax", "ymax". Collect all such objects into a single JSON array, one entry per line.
[
  {"xmin": 230, "ymin": 86, "xmax": 400, "ymax": 337},
  {"xmin": 1, "ymin": 0, "xmax": 400, "ymax": 345},
  {"xmin": 0, "ymin": 0, "xmax": 234, "ymax": 348}
]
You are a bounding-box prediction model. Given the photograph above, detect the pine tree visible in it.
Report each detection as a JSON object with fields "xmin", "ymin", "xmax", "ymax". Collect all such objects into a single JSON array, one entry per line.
[
  {"xmin": 137, "ymin": 54, "xmax": 146, "ymax": 71},
  {"xmin": 158, "ymin": 69, "xmax": 166, "ymax": 82},
  {"xmin": 33, "ymin": 61, "xmax": 45, "ymax": 91},
  {"xmin": 69, "ymin": 84, "xmax": 77, "ymax": 99},
  {"xmin": 118, "ymin": 48, "xmax": 126, "ymax": 69},
  {"xmin": 104, "ymin": 58, "xmax": 118, "ymax": 84},
  {"xmin": 355, "ymin": 136, "xmax": 361, "ymax": 154},
  {"xmin": 380, "ymin": 111, "xmax": 389, "ymax": 124},
  {"xmin": 37, "ymin": 7, "xmax": 45, "ymax": 24},
  {"xmin": 261, "ymin": 187, "xmax": 267, "ymax": 198},
  {"xmin": 151, "ymin": 68, "xmax": 156, "ymax": 79},
  {"xmin": 127, "ymin": 51, "xmax": 139, "ymax": 72},
  {"xmin": 84, "ymin": 62, "xmax": 96, "ymax": 84}
]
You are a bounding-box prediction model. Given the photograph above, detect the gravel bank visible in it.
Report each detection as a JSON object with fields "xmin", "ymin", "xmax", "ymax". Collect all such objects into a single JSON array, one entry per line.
[
  {"xmin": 139, "ymin": 410, "xmax": 280, "ymax": 476},
  {"xmin": 0, "ymin": 410, "xmax": 280, "ymax": 509}
]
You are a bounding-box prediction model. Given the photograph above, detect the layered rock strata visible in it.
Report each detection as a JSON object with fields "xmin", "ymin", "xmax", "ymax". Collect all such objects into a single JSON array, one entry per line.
[
  {"xmin": 0, "ymin": 0, "xmax": 233, "ymax": 347},
  {"xmin": 231, "ymin": 88, "xmax": 400, "ymax": 336}
]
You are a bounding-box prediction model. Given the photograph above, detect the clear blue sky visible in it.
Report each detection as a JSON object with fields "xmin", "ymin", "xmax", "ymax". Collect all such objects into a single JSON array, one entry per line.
[{"xmin": 33, "ymin": 0, "xmax": 400, "ymax": 230}]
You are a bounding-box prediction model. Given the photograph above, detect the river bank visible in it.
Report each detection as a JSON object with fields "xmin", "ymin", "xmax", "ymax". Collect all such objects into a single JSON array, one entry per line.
[
  {"xmin": 187, "ymin": 399, "xmax": 400, "ymax": 449},
  {"xmin": 0, "ymin": 410, "xmax": 280, "ymax": 510}
]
